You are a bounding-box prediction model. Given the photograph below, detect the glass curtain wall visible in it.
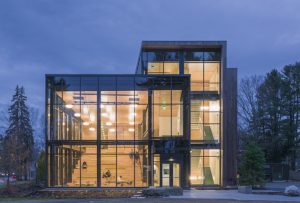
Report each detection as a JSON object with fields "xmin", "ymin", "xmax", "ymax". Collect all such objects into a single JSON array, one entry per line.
[
  {"xmin": 190, "ymin": 149, "xmax": 220, "ymax": 185},
  {"xmin": 184, "ymin": 51, "xmax": 220, "ymax": 93},
  {"xmin": 99, "ymin": 76, "xmax": 149, "ymax": 141},
  {"xmin": 153, "ymin": 89, "xmax": 183, "ymax": 138},
  {"xmin": 47, "ymin": 75, "xmax": 150, "ymax": 187},
  {"xmin": 191, "ymin": 99, "xmax": 221, "ymax": 143},
  {"xmin": 143, "ymin": 51, "xmax": 179, "ymax": 74},
  {"xmin": 51, "ymin": 77, "xmax": 97, "ymax": 141},
  {"xmin": 100, "ymin": 145, "xmax": 148, "ymax": 187}
]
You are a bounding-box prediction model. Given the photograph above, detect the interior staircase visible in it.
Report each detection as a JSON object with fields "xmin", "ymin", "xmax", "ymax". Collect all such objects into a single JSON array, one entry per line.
[{"xmin": 203, "ymin": 167, "xmax": 214, "ymax": 184}]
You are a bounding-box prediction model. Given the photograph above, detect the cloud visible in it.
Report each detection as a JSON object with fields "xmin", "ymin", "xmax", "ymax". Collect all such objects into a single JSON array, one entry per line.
[{"xmin": 0, "ymin": 0, "xmax": 300, "ymax": 109}]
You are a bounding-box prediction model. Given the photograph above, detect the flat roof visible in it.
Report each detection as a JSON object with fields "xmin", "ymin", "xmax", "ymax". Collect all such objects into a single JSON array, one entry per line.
[
  {"xmin": 45, "ymin": 73, "xmax": 191, "ymax": 77},
  {"xmin": 141, "ymin": 41, "xmax": 226, "ymax": 49}
]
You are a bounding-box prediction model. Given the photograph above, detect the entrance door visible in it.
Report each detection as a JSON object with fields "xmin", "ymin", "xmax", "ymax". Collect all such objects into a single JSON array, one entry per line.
[
  {"xmin": 162, "ymin": 164, "xmax": 170, "ymax": 186},
  {"xmin": 161, "ymin": 163, "xmax": 180, "ymax": 187}
]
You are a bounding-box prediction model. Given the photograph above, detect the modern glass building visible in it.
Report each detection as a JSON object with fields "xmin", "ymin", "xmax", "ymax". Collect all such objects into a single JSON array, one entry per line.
[{"xmin": 46, "ymin": 41, "xmax": 237, "ymax": 188}]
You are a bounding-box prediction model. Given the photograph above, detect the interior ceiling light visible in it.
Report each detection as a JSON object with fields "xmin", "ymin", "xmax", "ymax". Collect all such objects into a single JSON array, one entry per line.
[
  {"xmin": 89, "ymin": 127, "xmax": 95, "ymax": 132},
  {"xmin": 83, "ymin": 121, "xmax": 90, "ymax": 126},
  {"xmin": 200, "ymin": 106, "xmax": 209, "ymax": 111},
  {"xmin": 129, "ymin": 104, "xmax": 138, "ymax": 108},
  {"xmin": 129, "ymin": 113, "xmax": 136, "ymax": 118},
  {"xmin": 101, "ymin": 112, "xmax": 108, "ymax": 117},
  {"xmin": 128, "ymin": 128, "xmax": 134, "ymax": 132},
  {"xmin": 65, "ymin": 104, "xmax": 73, "ymax": 109},
  {"xmin": 106, "ymin": 122, "xmax": 112, "ymax": 126},
  {"xmin": 109, "ymin": 128, "xmax": 116, "ymax": 132},
  {"xmin": 83, "ymin": 105, "xmax": 89, "ymax": 114},
  {"xmin": 74, "ymin": 113, "xmax": 81, "ymax": 117},
  {"xmin": 129, "ymin": 121, "xmax": 134, "ymax": 125},
  {"xmin": 90, "ymin": 113, "xmax": 96, "ymax": 122}
]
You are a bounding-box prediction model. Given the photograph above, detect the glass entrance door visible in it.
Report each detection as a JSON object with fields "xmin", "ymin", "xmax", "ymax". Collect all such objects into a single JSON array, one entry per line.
[
  {"xmin": 162, "ymin": 164, "xmax": 170, "ymax": 186},
  {"xmin": 161, "ymin": 163, "xmax": 180, "ymax": 187},
  {"xmin": 173, "ymin": 163, "xmax": 180, "ymax": 187}
]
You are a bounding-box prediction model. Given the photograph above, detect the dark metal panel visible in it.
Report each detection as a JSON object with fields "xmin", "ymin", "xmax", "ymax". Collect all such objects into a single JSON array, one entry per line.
[{"xmin": 223, "ymin": 68, "xmax": 238, "ymax": 186}]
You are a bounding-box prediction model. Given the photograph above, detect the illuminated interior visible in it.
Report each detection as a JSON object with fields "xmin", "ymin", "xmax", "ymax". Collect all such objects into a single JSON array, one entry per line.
[
  {"xmin": 191, "ymin": 100, "xmax": 220, "ymax": 143},
  {"xmin": 47, "ymin": 44, "xmax": 227, "ymax": 188},
  {"xmin": 190, "ymin": 149, "xmax": 220, "ymax": 185}
]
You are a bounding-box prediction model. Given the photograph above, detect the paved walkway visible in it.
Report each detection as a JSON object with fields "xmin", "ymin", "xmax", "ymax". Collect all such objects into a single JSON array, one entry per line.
[
  {"xmin": 265, "ymin": 181, "xmax": 300, "ymax": 191},
  {"xmin": 169, "ymin": 189, "xmax": 300, "ymax": 202}
]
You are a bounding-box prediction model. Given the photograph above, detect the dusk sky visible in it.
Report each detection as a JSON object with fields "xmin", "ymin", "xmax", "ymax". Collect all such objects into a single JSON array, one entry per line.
[{"xmin": 0, "ymin": 0, "xmax": 300, "ymax": 109}]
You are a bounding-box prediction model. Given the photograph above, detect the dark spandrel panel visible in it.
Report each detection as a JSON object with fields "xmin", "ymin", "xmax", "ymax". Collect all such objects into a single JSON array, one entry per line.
[
  {"xmin": 148, "ymin": 76, "xmax": 172, "ymax": 90},
  {"xmin": 81, "ymin": 77, "xmax": 98, "ymax": 91},
  {"xmin": 204, "ymin": 51, "xmax": 221, "ymax": 61},
  {"xmin": 147, "ymin": 51, "xmax": 164, "ymax": 61},
  {"xmin": 116, "ymin": 76, "xmax": 135, "ymax": 91},
  {"xmin": 184, "ymin": 51, "xmax": 204, "ymax": 61},
  {"xmin": 53, "ymin": 76, "xmax": 81, "ymax": 91},
  {"xmin": 164, "ymin": 52, "xmax": 179, "ymax": 61},
  {"xmin": 135, "ymin": 76, "xmax": 150, "ymax": 90},
  {"xmin": 99, "ymin": 76, "xmax": 116, "ymax": 91},
  {"xmin": 171, "ymin": 76, "xmax": 189, "ymax": 90}
]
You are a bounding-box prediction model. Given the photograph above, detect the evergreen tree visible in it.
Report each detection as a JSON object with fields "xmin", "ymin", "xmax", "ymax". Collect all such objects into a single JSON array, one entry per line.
[
  {"xmin": 239, "ymin": 142, "xmax": 266, "ymax": 187},
  {"xmin": 281, "ymin": 62, "xmax": 300, "ymax": 170},
  {"xmin": 256, "ymin": 70, "xmax": 285, "ymax": 163},
  {"xmin": 36, "ymin": 150, "xmax": 46, "ymax": 183},
  {"xmin": 4, "ymin": 86, "xmax": 34, "ymax": 180}
]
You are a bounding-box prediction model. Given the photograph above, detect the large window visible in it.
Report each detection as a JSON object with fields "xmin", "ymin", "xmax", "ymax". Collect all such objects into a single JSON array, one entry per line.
[
  {"xmin": 153, "ymin": 90, "xmax": 183, "ymax": 138},
  {"xmin": 190, "ymin": 149, "xmax": 220, "ymax": 185},
  {"xmin": 51, "ymin": 77, "xmax": 98, "ymax": 141},
  {"xmin": 184, "ymin": 51, "xmax": 220, "ymax": 93},
  {"xmin": 144, "ymin": 51, "xmax": 179, "ymax": 74},
  {"xmin": 101, "ymin": 145, "xmax": 148, "ymax": 187},
  {"xmin": 99, "ymin": 78, "xmax": 149, "ymax": 141},
  {"xmin": 47, "ymin": 75, "xmax": 189, "ymax": 188},
  {"xmin": 49, "ymin": 145, "xmax": 96, "ymax": 187},
  {"xmin": 191, "ymin": 99, "xmax": 220, "ymax": 143}
]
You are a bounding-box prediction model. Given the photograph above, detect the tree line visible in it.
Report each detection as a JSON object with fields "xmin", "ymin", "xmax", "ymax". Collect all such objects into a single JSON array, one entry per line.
[{"xmin": 239, "ymin": 62, "xmax": 300, "ymax": 170}]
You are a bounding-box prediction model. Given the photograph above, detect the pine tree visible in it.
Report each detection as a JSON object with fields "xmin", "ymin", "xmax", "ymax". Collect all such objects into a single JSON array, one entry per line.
[
  {"xmin": 239, "ymin": 142, "xmax": 266, "ymax": 187},
  {"xmin": 4, "ymin": 86, "xmax": 34, "ymax": 180},
  {"xmin": 256, "ymin": 70, "xmax": 285, "ymax": 163},
  {"xmin": 281, "ymin": 63, "xmax": 300, "ymax": 170}
]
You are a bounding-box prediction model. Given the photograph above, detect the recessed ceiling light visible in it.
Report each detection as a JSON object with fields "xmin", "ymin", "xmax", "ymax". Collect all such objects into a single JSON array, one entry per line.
[
  {"xmin": 83, "ymin": 122, "xmax": 89, "ymax": 126},
  {"xmin": 109, "ymin": 128, "xmax": 116, "ymax": 132},
  {"xmin": 65, "ymin": 104, "xmax": 73, "ymax": 109},
  {"xmin": 200, "ymin": 106, "xmax": 209, "ymax": 111},
  {"xmin": 90, "ymin": 113, "xmax": 96, "ymax": 122},
  {"xmin": 101, "ymin": 113, "xmax": 108, "ymax": 117},
  {"xmin": 89, "ymin": 127, "xmax": 95, "ymax": 132},
  {"xmin": 83, "ymin": 106, "xmax": 89, "ymax": 114},
  {"xmin": 74, "ymin": 113, "xmax": 81, "ymax": 117}
]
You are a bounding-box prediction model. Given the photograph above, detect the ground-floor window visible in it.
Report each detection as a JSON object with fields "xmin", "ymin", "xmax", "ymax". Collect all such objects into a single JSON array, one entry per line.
[
  {"xmin": 190, "ymin": 149, "xmax": 220, "ymax": 185},
  {"xmin": 48, "ymin": 144, "xmax": 148, "ymax": 187}
]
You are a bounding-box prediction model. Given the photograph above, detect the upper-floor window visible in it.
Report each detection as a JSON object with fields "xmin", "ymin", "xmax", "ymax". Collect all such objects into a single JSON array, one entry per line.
[
  {"xmin": 184, "ymin": 51, "xmax": 220, "ymax": 93},
  {"xmin": 143, "ymin": 51, "xmax": 179, "ymax": 74}
]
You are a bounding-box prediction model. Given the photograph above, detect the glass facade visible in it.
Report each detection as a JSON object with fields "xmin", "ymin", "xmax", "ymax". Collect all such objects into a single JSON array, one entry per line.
[
  {"xmin": 46, "ymin": 42, "xmax": 228, "ymax": 188},
  {"xmin": 46, "ymin": 75, "xmax": 190, "ymax": 187}
]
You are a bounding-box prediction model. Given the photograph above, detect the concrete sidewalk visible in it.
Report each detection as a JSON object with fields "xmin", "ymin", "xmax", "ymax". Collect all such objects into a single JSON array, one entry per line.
[
  {"xmin": 169, "ymin": 189, "xmax": 300, "ymax": 202},
  {"xmin": 265, "ymin": 181, "xmax": 300, "ymax": 191}
]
